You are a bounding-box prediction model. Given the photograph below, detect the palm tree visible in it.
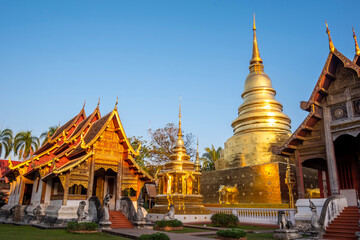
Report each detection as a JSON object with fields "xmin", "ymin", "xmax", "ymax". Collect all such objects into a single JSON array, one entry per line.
[
  {"xmin": 0, "ymin": 128, "xmax": 13, "ymax": 158},
  {"xmin": 201, "ymin": 145, "xmax": 222, "ymax": 171},
  {"xmin": 40, "ymin": 126, "xmax": 58, "ymax": 145},
  {"xmin": 13, "ymin": 131, "xmax": 40, "ymax": 160}
]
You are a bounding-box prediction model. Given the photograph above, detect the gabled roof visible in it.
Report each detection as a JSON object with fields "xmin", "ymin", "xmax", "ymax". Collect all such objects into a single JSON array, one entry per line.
[
  {"xmin": 34, "ymin": 108, "xmax": 86, "ymax": 155},
  {"xmin": 274, "ymin": 47, "xmax": 360, "ymax": 156}
]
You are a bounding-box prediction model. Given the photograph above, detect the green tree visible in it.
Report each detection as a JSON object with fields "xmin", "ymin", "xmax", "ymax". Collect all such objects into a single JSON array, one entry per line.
[
  {"xmin": 129, "ymin": 136, "xmax": 150, "ymax": 168},
  {"xmin": 40, "ymin": 125, "xmax": 58, "ymax": 145},
  {"xmin": 201, "ymin": 145, "xmax": 222, "ymax": 171},
  {"xmin": 129, "ymin": 136, "xmax": 162, "ymax": 178},
  {"xmin": 148, "ymin": 123, "xmax": 195, "ymax": 166},
  {"xmin": 13, "ymin": 131, "xmax": 40, "ymax": 160},
  {"xmin": 0, "ymin": 128, "xmax": 13, "ymax": 158}
]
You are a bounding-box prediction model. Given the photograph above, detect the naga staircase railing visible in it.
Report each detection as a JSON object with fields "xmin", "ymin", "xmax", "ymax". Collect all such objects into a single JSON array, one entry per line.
[{"xmin": 318, "ymin": 195, "xmax": 347, "ymax": 230}]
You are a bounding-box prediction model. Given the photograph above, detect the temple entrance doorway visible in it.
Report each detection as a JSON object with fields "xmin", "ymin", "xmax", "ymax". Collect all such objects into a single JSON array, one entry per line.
[
  {"xmin": 301, "ymin": 158, "xmax": 328, "ymax": 198},
  {"xmin": 104, "ymin": 176, "xmax": 116, "ymax": 210},
  {"xmin": 22, "ymin": 183, "xmax": 33, "ymax": 205},
  {"xmin": 334, "ymin": 134, "xmax": 360, "ymax": 205},
  {"xmin": 93, "ymin": 168, "xmax": 117, "ymax": 210}
]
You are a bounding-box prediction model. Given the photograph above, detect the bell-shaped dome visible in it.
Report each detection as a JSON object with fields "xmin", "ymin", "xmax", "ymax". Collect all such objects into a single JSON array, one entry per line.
[{"xmin": 231, "ymin": 16, "xmax": 291, "ymax": 135}]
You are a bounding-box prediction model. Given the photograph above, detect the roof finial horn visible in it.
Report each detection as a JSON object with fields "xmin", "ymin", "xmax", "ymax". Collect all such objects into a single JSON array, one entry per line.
[
  {"xmin": 353, "ymin": 27, "xmax": 360, "ymax": 56},
  {"xmin": 115, "ymin": 97, "xmax": 118, "ymax": 110},
  {"xmin": 82, "ymin": 100, "xmax": 86, "ymax": 109},
  {"xmin": 97, "ymin": 97, "xmax": 100, "ymax": 107},
  {"xmin": 325, "ymin": 20, "xmax": 335, "ymax": 53}
]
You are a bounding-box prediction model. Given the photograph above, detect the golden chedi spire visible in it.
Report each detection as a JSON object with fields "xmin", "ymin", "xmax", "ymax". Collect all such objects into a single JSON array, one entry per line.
[
  {"xmin": 165, "ymin": 98, "xmax": 192, "ymax": 171},
  {"xmin": 221, "ymin": 15, "xmax": 291, "ymax": 168},
  {"xmin": 194, "ymin": 137, "xmax": 201, "ymax": 172},
  {"xmin": 231, "ymin": 15, "xmax": 291, "ymax": 136},
  {"xmin": 353, "ymin": 27, "xmax": 360, "ymax": 56},
  {"xmin": 326, "ymin": 21, "xmax": 335, "ymax": 53},
  {"xmin": 250, "ymin": 13, "xmax": 264, "ymax": 73}
]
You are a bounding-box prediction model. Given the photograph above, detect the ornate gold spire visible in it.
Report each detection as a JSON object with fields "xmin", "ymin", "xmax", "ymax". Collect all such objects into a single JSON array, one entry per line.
[
  {"xmin": 194, "ymin": 137, "xmax": 201, "ymax": 172},
  {"xmin": 249, "ymin": 14, "xmax": 264, "ymax": 73},
  {"xmin": 176, "ymin": 96, "xmax": 185, "ymax": 149},
  {"xmin": 326, "ymin": 21, "xmax": 335, "ymax": 53},
  {"xmin": 353, "ymin": 27, "xmax": 360, "ymax": 56}
]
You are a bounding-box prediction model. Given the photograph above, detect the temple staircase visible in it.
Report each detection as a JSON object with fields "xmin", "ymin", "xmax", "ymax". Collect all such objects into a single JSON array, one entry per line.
[
  {"xmin": 322, "ymin": 206, "xmax": 360, "ymax": 240},
  {"xmin": 109, "ymin": 211, "xmax": 133, "ymax": 229}
]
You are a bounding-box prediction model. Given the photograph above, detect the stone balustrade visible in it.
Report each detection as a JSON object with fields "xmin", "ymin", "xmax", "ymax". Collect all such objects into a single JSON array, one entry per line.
[{"xmin": 206, "ymin": 207, "xmax": 296, "ymax": 225}]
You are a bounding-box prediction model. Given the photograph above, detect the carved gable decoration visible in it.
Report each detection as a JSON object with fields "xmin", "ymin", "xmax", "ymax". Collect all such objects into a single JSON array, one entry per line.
[{"xmin": 331, "ymin": 104, "xmax": 348, "ymax": 120}]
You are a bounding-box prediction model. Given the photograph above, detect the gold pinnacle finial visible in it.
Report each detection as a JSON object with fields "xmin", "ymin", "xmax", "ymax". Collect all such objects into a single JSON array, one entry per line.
[
  {"xmin": 82, "ymin": 100, "xmax": 86, "ymax": 109},
  {"xmin": 250, "ymin": 13, "xmax": 264, "ymax": 73},
  {"xmin": 353, "ymin": 27, "xmax": 360, "ymax": 56},
  {"xmin": 97, "ymin": 97, "xmax": 100, "ymax": 107},
  {"xmin": 325, "ymin": 20, "xmax": 335, "ymax": 53},
  {"xmin": 115, "ymin": 97, "xmax": 118, "ymax": 109},
  {"xmin": 178, "ymin": 96, "xmax": 182, "ymax": 137},
  {"xmin": 197, "ymin": 137, "xmax": 199, "ymax": 153},
  {"xmin": 253, "ymin": 13, "xmax": 256, "ymax": 31}
]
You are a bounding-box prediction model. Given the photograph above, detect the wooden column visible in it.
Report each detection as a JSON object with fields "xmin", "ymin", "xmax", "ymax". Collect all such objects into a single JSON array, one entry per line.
[
  {"xmin": 294, "ymin": 151, "xmax": 305, "ymax": 198},
  {"xmin": 18, "ymin": 177, "xmax": 25, "ymax": 205},
  {"xmin": 63, "ymin": 172, "xmax": 70, "ymax": 205},
  {"xmin": 115, "ymin": 155, "xmax": 123, "ymax": 210},
  {"xmin": 323, "ymin": 106, "xmax": 340, "ymax": 195},
  {"xmin": 87, "ymin": 157, "xmax": 95, "ymax": 199},
  {"xmin": 40, "ymin": 180, "xmax": 47, "ymax": 204}
]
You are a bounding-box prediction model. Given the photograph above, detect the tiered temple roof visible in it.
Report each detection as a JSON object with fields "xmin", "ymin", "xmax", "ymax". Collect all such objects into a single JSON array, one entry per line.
[{"xmin": 6, "ymin": 103, "xmax": 152, "ymax": 182}]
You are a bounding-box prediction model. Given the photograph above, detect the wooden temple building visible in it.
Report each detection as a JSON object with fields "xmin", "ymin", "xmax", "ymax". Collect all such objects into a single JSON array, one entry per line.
[
  {"xmin": 2, "ymin": 101, "xmax": 152, "ymax": 223},
  {"xmin": 273, "ymin": 24, "xmax": 360, "ymax": 206}
]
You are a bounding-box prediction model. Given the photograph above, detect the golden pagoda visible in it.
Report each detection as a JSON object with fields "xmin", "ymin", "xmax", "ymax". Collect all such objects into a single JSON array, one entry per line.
[
  {"xmin": 216, "ymin": 15, "xmax": 292, "ymax": 170},
  {"xmin": 148, "ymin": 102, "xmax": 210, "ymax": 222}
]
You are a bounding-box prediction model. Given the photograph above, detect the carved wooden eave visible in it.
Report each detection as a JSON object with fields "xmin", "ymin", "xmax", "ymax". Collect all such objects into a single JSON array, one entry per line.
[
  {"xmin": 273, "ymin": 104, "xmax": 322, "ymax": 156},
  {"xmin": 302, "ymin": 49, "xmax": 360, "ymax": 112},
  {"xmin": 42, "ymin": 151, "xmax": 93, "ymax": 181},
  {"xmin": 354, "ymin": 55, "xmax": 360, "ymax": 67}
]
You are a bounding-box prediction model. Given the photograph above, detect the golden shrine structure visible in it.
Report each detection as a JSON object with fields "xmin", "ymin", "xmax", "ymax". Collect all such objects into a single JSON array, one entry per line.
[
  {"xmin": 201, "ymin": 16, "xmax": 319, "ymax": 206},
  {"xmin": 147, "ymin": 104, "xmax": 211, "ymax": 222},
  {"xmin": 1, "ymin": 101, "xmax": 152, "ymax": 224}
]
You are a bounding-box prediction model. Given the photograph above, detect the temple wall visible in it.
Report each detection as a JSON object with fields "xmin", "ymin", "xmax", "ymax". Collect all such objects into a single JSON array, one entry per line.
[{"xmin": 201, "ymin": 162, "xmax": 319, "ymax": 205}]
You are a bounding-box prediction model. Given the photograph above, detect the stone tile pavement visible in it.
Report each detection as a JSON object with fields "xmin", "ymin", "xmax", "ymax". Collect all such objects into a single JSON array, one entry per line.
[{"xmin": 103, "ymin": 228, "xmax": 214, "ymax": 240}]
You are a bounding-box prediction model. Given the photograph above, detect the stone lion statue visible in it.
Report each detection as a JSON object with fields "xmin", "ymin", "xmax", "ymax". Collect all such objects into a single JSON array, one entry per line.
[
  {"xmin": 163, "ymin": 204, "xmax": 175, "ymax": 220},
  {"xmin": 278, "ymin": 210, "xmax": 292, "ymax": 229},
  {"xmin": 77, "ymin": 201, "xmax": 87, "ymax": 223}
]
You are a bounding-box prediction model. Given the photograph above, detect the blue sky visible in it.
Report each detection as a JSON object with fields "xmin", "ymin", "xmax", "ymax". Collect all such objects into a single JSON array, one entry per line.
[{"xmin": 0, "ymin": 1, "xmax": 358, "ymax": 160}]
